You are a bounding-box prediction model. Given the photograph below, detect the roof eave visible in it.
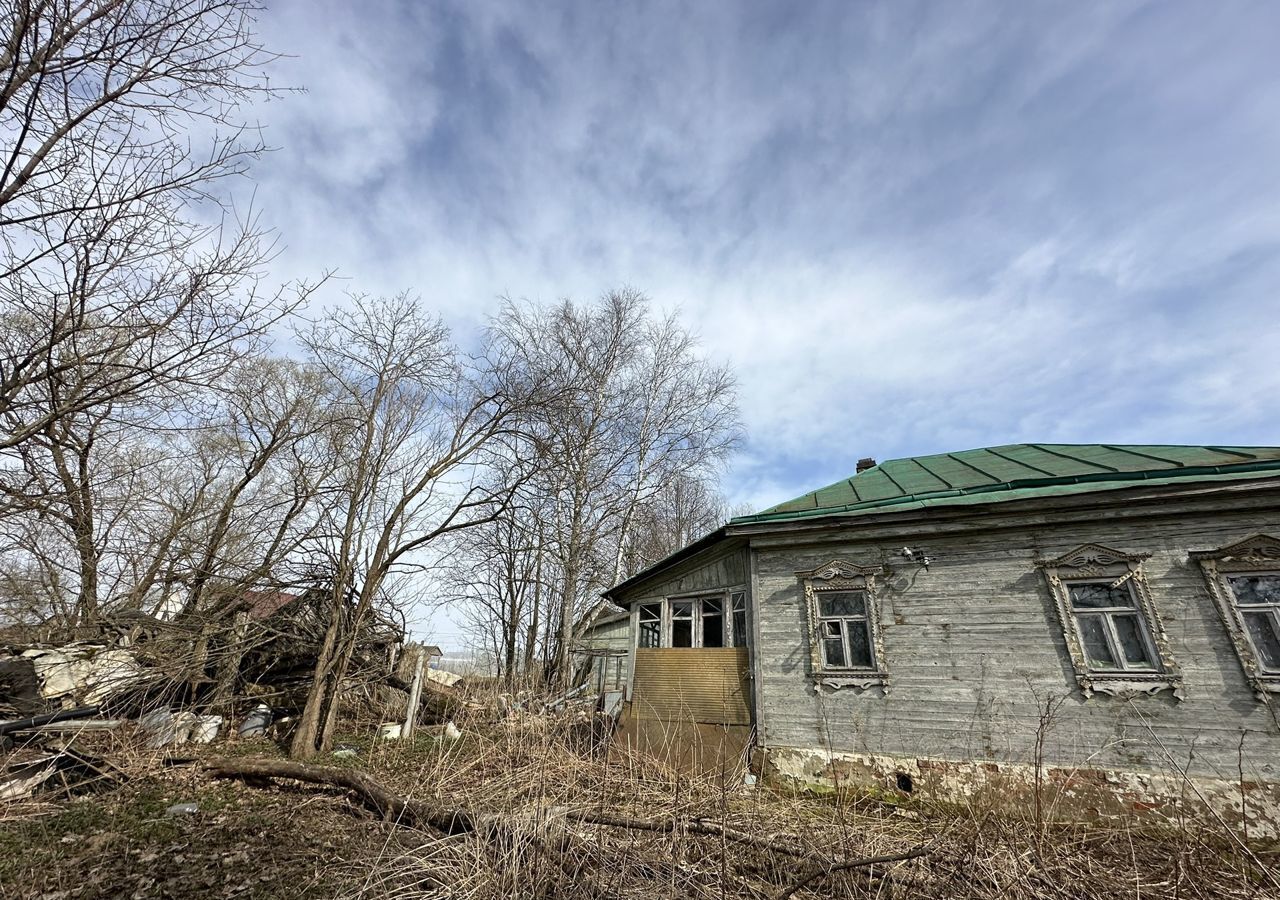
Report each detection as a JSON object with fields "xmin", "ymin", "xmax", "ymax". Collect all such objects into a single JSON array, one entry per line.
[{"xmin": 603, "ymin": 526, "xmax": 731, "ymax": 602}]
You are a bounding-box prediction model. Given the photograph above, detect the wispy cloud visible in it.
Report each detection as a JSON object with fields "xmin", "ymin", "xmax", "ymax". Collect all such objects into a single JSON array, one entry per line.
[{"xmin": 248, "ymin": 0, "xmax": 1280, "ymax": 518}]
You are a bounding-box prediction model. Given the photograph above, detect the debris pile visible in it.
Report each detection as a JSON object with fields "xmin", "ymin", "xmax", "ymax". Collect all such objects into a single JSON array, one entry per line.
[{"xmin": 0, "ymin": 592, "xmax": 469, "ymax": 801}]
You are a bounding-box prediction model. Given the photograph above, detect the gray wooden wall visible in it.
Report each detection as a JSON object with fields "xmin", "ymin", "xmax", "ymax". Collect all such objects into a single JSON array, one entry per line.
[
  {"xmin": 751, "ymin": 501, "xmax": 1280, "ymax": 784},
  {"xmin": 620, "ymin": 543, "xmax": 749, "ymax": 608},
  {"xmin": 572, "ymin": 615, "xmax": 634, "ymax": 687}
]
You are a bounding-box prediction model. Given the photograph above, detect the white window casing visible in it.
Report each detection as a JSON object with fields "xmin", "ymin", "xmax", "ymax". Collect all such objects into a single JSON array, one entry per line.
[
  {"xmin": 1192, "ymin": 534, "xmax": 1280, "ymax": 700},
  {"xmin": 1037, "ymin": 544, "xmax": 1182, "ymax": 700},
  {"xmin": 796, "ymin": 559, "xmax": 888, "ymax": 694},
  {"xmin": 634, "ymin": 589, "xmax": 749, "ymax": 650}
]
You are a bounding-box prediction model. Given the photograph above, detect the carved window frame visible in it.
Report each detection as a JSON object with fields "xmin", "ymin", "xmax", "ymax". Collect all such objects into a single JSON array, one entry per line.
[
  {"xmin": 797, "ymin": 559, "xmax": 887, "ymax": 693},
  {"xmin": 1037, "ymin": 544, "xmax": 1183, "ymax": 699},
  {"xmin": 1191, "ymin": 534, "xmax": 1280, "ymax": 700}
]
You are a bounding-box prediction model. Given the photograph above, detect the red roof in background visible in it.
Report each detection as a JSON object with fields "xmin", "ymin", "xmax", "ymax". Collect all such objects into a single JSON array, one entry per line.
[{"xmin": 243, "ymin": 591, "xmax": 298, "ymax": 620}]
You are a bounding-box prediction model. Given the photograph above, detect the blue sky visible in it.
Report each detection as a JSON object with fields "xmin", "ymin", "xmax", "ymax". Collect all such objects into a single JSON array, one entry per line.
[{"xmin": 249, "ymin": 0, "xmax": 1280, "ymax": 518}]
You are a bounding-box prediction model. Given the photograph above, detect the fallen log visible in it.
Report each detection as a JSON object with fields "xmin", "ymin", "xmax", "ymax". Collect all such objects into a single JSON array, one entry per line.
[
  {"xmin": 202, "ymin": 756, "xmax": 930, "ymax": 878},
  {"xmin": 203, "ymin": 757, "xmax": 476, "ymax": 833},
  {"xmin": 203, "ymin": 756, "xmax": 584, "ymax": 879},
  {"xmin": 563, "ymin": 809, "xmax": 811, "ymax": 857}
]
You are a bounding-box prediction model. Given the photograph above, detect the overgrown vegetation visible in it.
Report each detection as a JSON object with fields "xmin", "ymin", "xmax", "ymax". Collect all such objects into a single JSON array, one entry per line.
[
  {"xmin": 0, "ymin": 1, "xmax": 740, "ymax": 757},
  {"xmin": 4, "ymin": 696, "xmax": 1276, "ymax": 900}
]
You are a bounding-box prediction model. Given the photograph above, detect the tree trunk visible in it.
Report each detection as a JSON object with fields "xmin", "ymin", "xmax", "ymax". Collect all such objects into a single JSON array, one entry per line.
[
  {"xmin": 555, "ymin": 559, "xmax": 577, "ymax": 689},
  {"xmin": 289, "ymin": 602, "xmax": 345, "ymax": 758},
  {"xmin": 209, "ymin": 611, "xmax": 249, "ymax": 712},
  {"xmin": 503, "ymin": 583, "xmax": 520, "ymax": 685},
  {"xmin": 522, "ymin": 542, "xmax": 543, "ymax": 683}
]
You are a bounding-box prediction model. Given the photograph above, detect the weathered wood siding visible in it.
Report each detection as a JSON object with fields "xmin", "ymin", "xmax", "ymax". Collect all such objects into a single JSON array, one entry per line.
[
  {"xmin": 630, "ymin": 648, "xmax": 751, "ymax": 724},
  {"xmin": 752, "ymin": 500, "xmax": 1280, "ymax": 782},
  {"xmin": 572, "ymin": 616, "xmax": 633, "ymax": 687},
  {"xmin": 578, "ymin": 616, "xmax": 631, "ymax": 652},
  {"xmin": 615, "ymin": 542, "xmax": 752, "ymax": 731},
  {"xmin": 621, "ymin": 543, "xmax": 748, "ymax": 606}
]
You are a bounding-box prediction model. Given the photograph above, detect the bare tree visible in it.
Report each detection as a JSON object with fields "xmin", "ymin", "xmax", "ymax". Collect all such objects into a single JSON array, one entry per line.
[
  {"xmin": 0, "ymin": 0, "xmax": 324, "ymax": 627},
  {"xmin": 157, "ymin": 357, "xmax": 336, "ymax": 615},
  {"xmin": 483, "ymin": 289, "xmax": 741, "ymax": 686},
  {"xmin": 288, "ymin": 294, "xmax": 541, "ymax": 758},
  {"xmin": 1, "ymin": 0, "xmax": 278, "ymax": 268},
  {"xmin": 0, "ymin": 353, "xmax": 333, "ymax": 627},
  {"xmin": 0, "ymin": 0, "xmax": 310, "ymax": 452},
  {"xmin": 444, "ymin": 473, "xmax": 547, "ymax": 685},
  {"xmin": 616, "ymin": 470, "xmax": 734, "ymax": 576}
]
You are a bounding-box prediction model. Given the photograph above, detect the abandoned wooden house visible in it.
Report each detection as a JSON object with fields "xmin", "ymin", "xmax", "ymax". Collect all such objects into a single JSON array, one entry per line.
[
  {"xmin": 571, "ymin": 600, "xmax": 631, "ymax": 703},
  {"xmin": 605, "ymin": 444, "xmax": 1280, "ymax": 830}
]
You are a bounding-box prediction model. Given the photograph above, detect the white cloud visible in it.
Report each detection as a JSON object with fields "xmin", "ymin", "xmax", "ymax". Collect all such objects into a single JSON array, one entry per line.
[{"xmin": 242, "ymin": 0, "xmax": 1280, "ymax": 520}]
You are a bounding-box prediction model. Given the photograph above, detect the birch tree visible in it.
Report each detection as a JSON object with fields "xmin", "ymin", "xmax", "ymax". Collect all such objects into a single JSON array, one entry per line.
[
  {"xmin": 288, "ymin": 294, "xmax": 542, "ymax": 758},
  {"xmin": 485, "ymin": 289, "xmax": 741, "ymax": 685}
]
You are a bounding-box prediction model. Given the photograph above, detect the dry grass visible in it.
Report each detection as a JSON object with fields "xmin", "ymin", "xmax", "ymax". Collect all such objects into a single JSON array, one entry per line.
[
  {"xmin": 340, "ymin": 700, "xmax": 1280, "ymax": 900},
  {"xmin": 3, "ymin": 697, "xmax": 1278, "ymax": 899}
]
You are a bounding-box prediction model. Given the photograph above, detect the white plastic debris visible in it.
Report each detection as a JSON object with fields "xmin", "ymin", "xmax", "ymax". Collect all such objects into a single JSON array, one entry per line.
[
  {"xmin": 139, "ymin": 707, "xmax": 177, "ymax": 749},
  {"xmin": 81, "ymin": 649, "xmax": 145, "ymax": 704},
  {"xmin": 421, "ymin": 720, "xmax": 463, "ymax": 741},
  {"xmin": 139, "ymin": 709, "xmax": 221, "ymax": 746},
  {"xmin": 425, "ymin": 668, "xmax": 463, "ymax": 688},
  {"xmin": 20, "ymin": 645, "xmax": 145, "ymax": 703},
  {"xmin": 171, "ymin": 711, "xmax": 200, "ymax": 744},
  {"xmin": 378, "ymin": 722, "xmax": 402, "ymax": 740},
  {"xmin": 23, "ymin": 648, "xmax": 87, "ymax": 698},
  {"xmin": 188, "ymin": 714, "xmax": 222, "ymax": 744},
  {"xmin": 166, "ymin": 802, "xmax": 199, "ymax": 816},
  {"xmin": 238, "ymin": 704, "xmax": 271, "ymax": 737},
  {"xmin": 0, "ymin": 763, "xmax": 56, "ymax": 800}
]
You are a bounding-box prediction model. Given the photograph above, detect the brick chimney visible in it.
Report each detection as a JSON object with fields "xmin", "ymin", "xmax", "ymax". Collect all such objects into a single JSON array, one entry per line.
[{"xmin": 856, "ymin": 457, "xmax": 877, "ymax": 473}]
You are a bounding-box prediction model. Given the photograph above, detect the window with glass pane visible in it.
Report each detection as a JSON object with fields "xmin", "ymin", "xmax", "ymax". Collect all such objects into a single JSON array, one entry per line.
[
  {"xmin": 670, "ymin": 601, "xmax": 694, "ymax": 647},
  {"xmin": 1228, "ymin": 574, "xmax": 1280, "ymax": 672},
  {"xmin": 731, "ymin": 592, "xmax": 747, "ymax": 647},
  {"xmin": 1066, "ymin": 581, "xmax": 1158, "ymax": 672},
  {"xmin": 815, "ymin": 590, "xmax": 874, "ymax": 669},
  {"xmin": 638, "ymin": 603, "xmax": 661, "ymax": 648}
]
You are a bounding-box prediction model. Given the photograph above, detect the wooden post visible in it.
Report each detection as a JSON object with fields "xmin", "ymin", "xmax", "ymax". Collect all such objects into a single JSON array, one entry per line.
[{"xmin": 402, "ymin": 651, "xmax": 427, "ymax": 738}]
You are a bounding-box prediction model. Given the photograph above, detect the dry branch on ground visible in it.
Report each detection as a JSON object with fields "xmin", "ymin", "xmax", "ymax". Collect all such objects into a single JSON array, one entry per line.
[{"xmin": 3, "ymin": 692, "xmax": 1277, "ymax": 899}]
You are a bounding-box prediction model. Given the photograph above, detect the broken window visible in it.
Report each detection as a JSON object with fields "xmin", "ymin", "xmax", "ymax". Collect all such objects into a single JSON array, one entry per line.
[
  {"xmin": 817, "ymin": 591, "xmax": 873, "ymax": 668},
  {"xmin": 1037, "ymin": 544, "xmax": 1181, "ymax": 699},
  {"xmin": 796, "ymin": 559, "xmax": 888, "ymax": 691},
  {"xmin": 670, "ymin": 601, "xmax": 694, "ymax": 647},
  {"xmin": 637, "ymin": 592, "xmax": 748, "ymax": 649},
  {"xmin": 731, "ymin": 591, "xmax": 748, "ymax": 647},
  {"xmin": 1192, "ymin": 535, "xmax": 1280, "ymax": 698},
  {"xmin": 638, "ymin": 603, "xmax": 661, "ymax": 648},
  {"xmin": 701, "ymin": 597, "xmax": 725, "ymax": 647},
  {"xmin": 1228, "ymin": 575, "xmax": 1280, "ymax": 671},
  {"xmin": 1066, "ymin": 581, "xmax": 1158, "ymax": 672}
]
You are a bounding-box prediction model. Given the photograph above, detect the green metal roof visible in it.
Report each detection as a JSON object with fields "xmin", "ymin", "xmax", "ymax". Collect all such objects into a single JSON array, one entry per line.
[{"xmin": 732, "ymin": 444, "xmax": 1280, "ymax": 525}]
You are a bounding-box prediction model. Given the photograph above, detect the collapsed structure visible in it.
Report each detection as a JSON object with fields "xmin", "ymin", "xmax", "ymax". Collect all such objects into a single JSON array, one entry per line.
[{"xmin": 605, "ymin": 444, "xmax": 1280, "ymax": 830}]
